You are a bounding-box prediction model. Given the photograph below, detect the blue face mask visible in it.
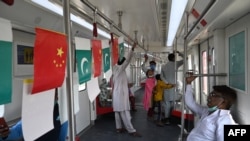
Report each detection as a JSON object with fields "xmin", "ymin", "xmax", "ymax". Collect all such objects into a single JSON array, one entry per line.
[
  {"xmin": 150, "ymin": 65, "xmax": 156, "ymax": 70},
  {"xmin": 208, "ymin": 106, "xmax": 218, "ymax": 112}
]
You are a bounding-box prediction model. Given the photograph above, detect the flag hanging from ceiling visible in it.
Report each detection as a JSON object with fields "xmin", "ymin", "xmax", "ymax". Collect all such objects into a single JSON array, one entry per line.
[
  {"xmin": 92, "ymin": 39, "xmax": 102, "ymax": 77},
  {"xmin": 22, "ymin": 79, "xmax": 54, "ymax": 141},
  {"xmin": 87, "ymin": 76, "xmax": 100, "ymax": 103},
  {"xmin": 118, "ymin": 37, "xmax": 125, "ymax": 60},
  {"xmin": 2, "ymin": 0, "xmax": 14, "ymax": 5},
  {"xmin": 75, "ymin": 37, "xmax": 92, "ymax": 84},
  {"xmin": 32, "ymin": 27, "xmax": 68, "ymax": 94},
  {"xmin": 0, "ymin": 18, "xmax": 12, "ymax": 104},
  {"xmin": 112, "ymin": 37, "xmax": 119, "ymax": 66},
  {"xmin": 102, "ymin": 40, "xmax": 110, "ymax": 73}
]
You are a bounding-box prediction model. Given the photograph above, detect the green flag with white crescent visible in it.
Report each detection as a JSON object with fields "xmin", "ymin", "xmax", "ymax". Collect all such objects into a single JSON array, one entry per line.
[
  {"xmin": 102, "ymin": 40, "xmax": 110, "ymax": 73},
  {"xmin": 75, "ymin": 37, "xmax": 92, "ymax": 84},
  {"xmin": 0, "ymin": 18, "xmax": 13, "ymax": 104}
]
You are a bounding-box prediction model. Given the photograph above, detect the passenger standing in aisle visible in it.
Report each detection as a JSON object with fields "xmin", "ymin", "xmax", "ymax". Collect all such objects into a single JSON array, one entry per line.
[
  {"xmin": 185, "ymin": 74, "xmax": 237, "ymax": 141},
  {"xmin": 161, "ymin": 51, "xmax": 184, "ymax": 124},
  {"xmin": 152, "ymin": 74, "xmax": 175, "ymax": 126},
  {"xmin": 112, "ymin": 42, "xmax": 141, "ymax": 137},
  {"xmin": 141, "ymin": 54, "xmax": 159, "ymax": 74},
  {"xmin": 143, "ymin": 69, "xmax": 156, "ymax": 120}
]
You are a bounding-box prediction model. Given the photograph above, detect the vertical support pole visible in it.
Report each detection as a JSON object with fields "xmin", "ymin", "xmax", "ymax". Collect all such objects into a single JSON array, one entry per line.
[
  {"xmin": 173, "ymin": 37, "xmax": 177, "ymax": 110},
  {"xmin": 110, "ymin": 24, "xmax": 114, "ymax": 71},
  {"xmin": 134, "ymin": 30, "xmax": 138, "ymax": 43},
  {"xmin": 62, "ymin": 0, "xmax": 76, "ymax": 141},
  {"xmin": 117, "ymin": 11, "xmax": 123, "ymax": 29},
  {"xmin": 135, "ymin": 54, "xmax": 140, "ymax": 87},
  {"xmin": 179, "ymin": 12, "xmax": 189, "ymax": 141}
]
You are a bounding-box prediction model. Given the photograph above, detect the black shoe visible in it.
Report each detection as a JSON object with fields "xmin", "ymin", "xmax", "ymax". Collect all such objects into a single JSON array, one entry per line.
[
  {"xmin": 156, "ymin": 121, "xmax": 164, "ymax": 127},
  {"xmin": 116, "ymin": 128, "xmax": 126, "ymax": 133},
  {"xmin": 131, "ymin": 108, "xmax": 137, "ymax": 112},
  {"xmin": 129, "ymin": 132, "xmax": 142, "ymax": 137}
]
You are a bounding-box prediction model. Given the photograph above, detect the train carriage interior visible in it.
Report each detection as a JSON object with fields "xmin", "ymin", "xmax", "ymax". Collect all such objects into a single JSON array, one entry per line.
[{"xmin": 1, "ymin": 0, "xmax": 250, "ymax": 140}]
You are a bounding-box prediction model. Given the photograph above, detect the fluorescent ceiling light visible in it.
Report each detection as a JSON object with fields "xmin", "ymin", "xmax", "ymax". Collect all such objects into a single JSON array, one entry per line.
[
  {"xmin": 167, "ymin": 0, "xmax": 188, "ymax": 46},
  {"xmin": 31, "ymin": 0, "xmax": 110, "ymax": 39}
]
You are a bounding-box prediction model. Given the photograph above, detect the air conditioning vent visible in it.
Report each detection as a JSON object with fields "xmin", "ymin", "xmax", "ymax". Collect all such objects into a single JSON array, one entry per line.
[{"xmin": 161, "ymin": 3, "xmax": 167, "ymax": 9}]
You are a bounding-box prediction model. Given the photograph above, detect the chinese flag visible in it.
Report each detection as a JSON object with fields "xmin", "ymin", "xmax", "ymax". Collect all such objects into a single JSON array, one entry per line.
[
  {"xmin": 32, "ymin": 27, "xmax": 68, "ymax": 94},
  {"xmin": 2, "ymin": 0, "xmax": 14, "ymax": 5},
  {"xmin": 112, "ymin": 38, "xmax": 119, "ymax": 66},
  {"xmin": 92, "ymin": 39, "xmax": 102, "ymax": 77}
]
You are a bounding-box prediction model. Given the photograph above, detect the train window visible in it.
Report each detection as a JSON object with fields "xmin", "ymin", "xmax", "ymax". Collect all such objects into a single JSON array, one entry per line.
[
  {"xmin": 202, "ymin": 51, "xmax": 208, "ymax": 94},
  {"xmin": 212, "ymin": 48, "xmax": 215, "ymax": 66},
  {"xmin": 0, "ymin": 105, "xmax": 4, "ymax": 117},
  {"xmin": 187, "ymin": 54, "xmax": 192, "ymax": 70},
  {"xmin": 229, "ymin": 31, "xmax": 246, "ymax": 91},
  {"xmin": 79, "ymin": 83, "xmax": 86, "ymax": 91}
]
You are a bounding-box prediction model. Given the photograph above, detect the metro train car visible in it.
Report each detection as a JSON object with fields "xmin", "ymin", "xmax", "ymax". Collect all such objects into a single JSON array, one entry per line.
[{"xmin": 1, "ymin": 0, "xmax": 250, "ymax": 141}]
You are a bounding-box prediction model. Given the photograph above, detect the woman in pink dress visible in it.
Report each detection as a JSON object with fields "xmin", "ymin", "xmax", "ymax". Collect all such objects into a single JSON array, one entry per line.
[{"xmin": 143, "ymin": 69, "xmax": 156, "ymax": 119}]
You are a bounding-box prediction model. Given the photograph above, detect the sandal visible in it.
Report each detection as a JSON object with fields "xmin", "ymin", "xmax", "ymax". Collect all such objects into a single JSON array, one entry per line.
[
  {"xmin": 116, "ymin": 128, "xmax": 126, "ymax": 133},
  {"xmin": 129, "ymin": 132, "xmax": 142, "ymax": 137}
]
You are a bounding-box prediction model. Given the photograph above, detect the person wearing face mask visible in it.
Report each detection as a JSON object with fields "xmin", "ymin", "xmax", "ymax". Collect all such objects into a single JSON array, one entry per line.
[
  {"xmin": 141, "ymin": 54, "xmax": 159, "ymax": 74},
  {"xmin": 185, "ymin": 74, "xmax": 237, "ymax": 141},
  {"xmin": 112, "ymin": 42, "xmax": 141, "ymax": 137},
  {"xmin": 142, "ymin": 69, "xmax": 156, "ymax": 120},
  {"xmin": 161, "ymin": 51, "xmax": 184, "ymax": 124}
]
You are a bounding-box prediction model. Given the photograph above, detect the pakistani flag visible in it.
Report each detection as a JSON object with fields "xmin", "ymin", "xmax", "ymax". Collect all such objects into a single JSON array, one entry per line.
[
  {"xmin": 75, "ymin": 37, "xmax": 92, "ymax": 84},
  {"xmin": 102, "ymin": 40, "xmax": 110, "ymax": 73},
  {"xmin": 118, "ymin": 37, "xmax": 125, "ymax": 60},
  {"xmin": 0, "ymin": 18, "xmax": 13, "ymax": 104}
]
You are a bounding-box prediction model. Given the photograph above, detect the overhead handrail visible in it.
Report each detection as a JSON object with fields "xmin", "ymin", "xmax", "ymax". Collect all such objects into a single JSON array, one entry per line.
[
  {"xmin": 188, "ymin": 73, "xmax": 227, "ymax": 77},
  {"xmin": 80, "ymin": 0, "xmax": 146, "ymax": 52},
  {"xmin": 184, "ymin": 0, "xmax": 216, "ymax": 40}
]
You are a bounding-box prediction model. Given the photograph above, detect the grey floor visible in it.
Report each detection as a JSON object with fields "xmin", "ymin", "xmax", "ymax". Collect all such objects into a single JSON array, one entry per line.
[{"xmin": 79, "ymin": 88, "xmax": 182, "ymax": 141}]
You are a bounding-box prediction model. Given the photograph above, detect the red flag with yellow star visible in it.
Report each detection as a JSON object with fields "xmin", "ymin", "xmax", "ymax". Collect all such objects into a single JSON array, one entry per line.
[
  {"xmin": 32, "ymin": 27, "xmax": 68, "ymax": 94},
  {"xmin": 91, "ymin": 39, "xmax": 102, "ymax": 77},
  {"xmin": 112, "ymin": 38, "xmax": 119, "ymax": 66}
]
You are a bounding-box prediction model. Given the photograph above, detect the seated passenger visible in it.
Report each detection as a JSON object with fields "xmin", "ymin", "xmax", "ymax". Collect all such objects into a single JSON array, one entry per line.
[
  {"xmin": 0, "ymin": 88, "xmax": 66, "ymax": 141},
  {"xmin": 185, "ymin": 74, "xmax": 237, "ymax": 141}
]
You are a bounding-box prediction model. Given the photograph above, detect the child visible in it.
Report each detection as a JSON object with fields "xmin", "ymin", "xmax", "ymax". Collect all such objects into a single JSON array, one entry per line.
[
  {"xmin": 142, "ymin": 69, "xmax": 156, "ymax": 120},
  {"xmin": 152, "ymin": 74, "xmax": 175, "ymax": 126}
]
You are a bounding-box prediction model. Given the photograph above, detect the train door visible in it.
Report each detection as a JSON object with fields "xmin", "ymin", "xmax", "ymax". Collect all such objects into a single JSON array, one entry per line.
[{"xmin": 200, "ymin": 40, "xmax": 209, "ymax": 106}]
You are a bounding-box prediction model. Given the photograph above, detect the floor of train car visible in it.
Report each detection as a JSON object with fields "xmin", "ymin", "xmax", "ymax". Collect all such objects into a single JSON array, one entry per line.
[{"xmin": 79, "ymin": 87, "xmax": 184, "ymax": 141}]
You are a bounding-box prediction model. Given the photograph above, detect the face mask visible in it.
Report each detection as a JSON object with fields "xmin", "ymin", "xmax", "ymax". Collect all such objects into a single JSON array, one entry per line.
[
  {"xmin": 148, "ymin": 74, "xmax": 154, "ymax": 78},
  {"xmin": 150, "ymin": 65, "xmax": 156, "ymax": 70},
  {"xmin": 208, "ymin": 106, "xmax": 218, "ymax": 112}
]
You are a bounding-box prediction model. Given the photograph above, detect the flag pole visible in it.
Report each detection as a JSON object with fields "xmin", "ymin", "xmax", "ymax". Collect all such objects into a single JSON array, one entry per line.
[{"xmin": 62, "ymin": 0, "xmax": 76, "ymax": 141}]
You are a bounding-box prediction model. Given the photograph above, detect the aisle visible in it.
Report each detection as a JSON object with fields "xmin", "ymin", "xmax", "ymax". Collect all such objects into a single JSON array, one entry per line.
[{"xmin": 79, "ymin": 87, "xmax": 181, "ymax": 141}]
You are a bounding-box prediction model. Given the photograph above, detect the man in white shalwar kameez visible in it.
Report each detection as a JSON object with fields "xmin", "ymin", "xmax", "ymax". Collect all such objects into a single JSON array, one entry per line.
[
  {"xmin": 160, "ymin": 51, "xmax": 184, "ymax": 124},
  {"xmin": 112, "ymin": 42, "xmax": 141, "ymax": 137},
  {"xmin": 185, "ymin": 74, "xmax": 237, "ymax": 141}
]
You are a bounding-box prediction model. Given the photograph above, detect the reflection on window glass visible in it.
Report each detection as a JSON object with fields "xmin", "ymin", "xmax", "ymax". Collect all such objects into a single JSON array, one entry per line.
[
  {"xmin": 0, "ymin": 105, "xmax": 4, "ymax": 117},
  {"xmin": 202, "ymin": 51, "xmax": 208, "ymax": 94},
  {"xmin": 188, "ymin": 54, "xmax": 192, "ymax": 70},
  {"xmin": 212, "ymin": 48, "xmax": 215, "ymax": 66},
  {"xmin": 79, "ymin": 83, "xmax": 86, "ymax": 91}
]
